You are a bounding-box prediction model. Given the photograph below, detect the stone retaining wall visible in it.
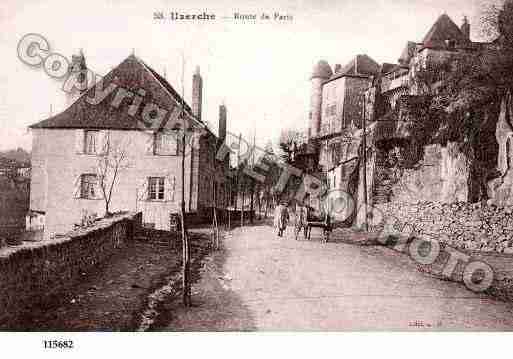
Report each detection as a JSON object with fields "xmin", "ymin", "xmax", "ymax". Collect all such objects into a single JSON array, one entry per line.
[
  {"xmin": 0, "ymin": 212, "xmax": 142, "ymax": 328},
  {"xmin": 376, "ymin": 202, "xmax": 513, "ymax": 254}
]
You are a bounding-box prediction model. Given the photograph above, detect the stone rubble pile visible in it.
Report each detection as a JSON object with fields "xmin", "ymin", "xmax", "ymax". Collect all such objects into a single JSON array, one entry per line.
[{"xmin": 375, "ymin": 201, "xmax": 513, "ymax": 254}]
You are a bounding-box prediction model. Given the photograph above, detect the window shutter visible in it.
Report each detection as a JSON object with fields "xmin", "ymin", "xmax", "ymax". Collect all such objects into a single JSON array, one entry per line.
[
  {"xmin": 75, "ymin": 130, "xmax": 85, "ymax": 154},
  {"xmin": 164, "ymin": 176, "xmax": 170, "ymax": 202},
  {"xmin": 98, "ymin": 131, "xmax": 110, "ymax": 155},
  {"xmin": 73, "ymin": 175, "xmax": 82, "ymax": 199},
  {"xmin": 191, "ymin": 132, "xmax": 201, "ymax": 151},
  {"xmin": 137, "ymin": 177, "xmax": 149, "ymax": 201},
  {"xmin": 170, "ymin": 132, "xmax": 178, "ymax": 155},
  {"xmin": 145, "ymin": 131, "xmax": 155, "ymax": 155},
  {"xmin": 164, "ymin": 174, "xmax": 176, "ymax": 202}
]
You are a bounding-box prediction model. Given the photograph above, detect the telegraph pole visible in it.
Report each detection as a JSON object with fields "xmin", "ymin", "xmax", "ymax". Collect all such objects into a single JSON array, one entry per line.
[
  {"xmin": 237, "ymin": 133, "xmax": 243, "ymax": 227},
  {"xmin": 250, "ymin": 124, "xmax": 256, "ymax": 224},
  {"xmin": 362, "ymin": 93, "xmax": 368, "ymax": 232},
  {"xmin": 179, "ymin": 53, "xmax": 191, "ymax": 307}
]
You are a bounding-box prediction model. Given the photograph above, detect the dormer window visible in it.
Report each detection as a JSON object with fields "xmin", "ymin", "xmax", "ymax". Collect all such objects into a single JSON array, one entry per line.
[{"xmin": 445, "ymin": 39, "xmax": 456, "ymax": 49}]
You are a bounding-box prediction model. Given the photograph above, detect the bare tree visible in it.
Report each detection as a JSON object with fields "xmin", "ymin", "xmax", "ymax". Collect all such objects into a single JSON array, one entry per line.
[
  {"xmin": 261, "ymin": 142, "xmax": 280, "ymax": 217},
  {"xmin": 279, "ymin": 129, "xmax": 304, "ymax": 163},
  {"xmin": 96, "ymin": 135, "xmax": 131, "ymax": 217}
]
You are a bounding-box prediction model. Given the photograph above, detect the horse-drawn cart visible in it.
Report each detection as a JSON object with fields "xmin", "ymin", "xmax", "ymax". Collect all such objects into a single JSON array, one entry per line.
[{"xmin": 295, "ymin": 209, "xmax": 332, "ymax": 243}]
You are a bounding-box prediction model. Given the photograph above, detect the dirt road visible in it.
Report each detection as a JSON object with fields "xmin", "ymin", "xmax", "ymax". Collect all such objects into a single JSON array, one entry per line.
[{"xmin": 161, "ymin": 224, "xmax": 513, "ymax": 331}]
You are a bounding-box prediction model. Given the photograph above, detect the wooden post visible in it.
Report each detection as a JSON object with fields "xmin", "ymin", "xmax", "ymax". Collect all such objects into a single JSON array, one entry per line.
[
  {"xmin": 228, "ymin": 184, "xmax": 231, "ymax": 231},
  {"xmin": 241, "ymin": 184, "xmax": 245, "ymax": 227},
  {"xmin": 234, "ymin": 134, "xmax": 241, "ymax": 227},
  {"xmin": 180, "ymin": 133, "xmax": 190, "ymax": 306},
  {"xmin": 264, "ymin": 193, "xmax": 268, "ymax": 219},
  {"xmin": 250, "ymin": 180, "xmax": 254, "ymax": 224},
  {"xmin": 250, "ymin": 126, "xmax": 256, "ymax": 223},
  {"xmin": 257, "ymin": 185, "xmax": 261, "ymax": 220},
  {"xmin": 214, "ymin": 204, "xmax": 219, "ymax": 250},
  {"xmin": 179, "ymin": 54, "xmax": 191, "ymax": 307},
  {"xmin": 212, "ymin": 180, "xmax": 219, "ymax": 250},
  {"xmin": 362, "ymin": 93, "xmax": 368, "ymax": 232}
]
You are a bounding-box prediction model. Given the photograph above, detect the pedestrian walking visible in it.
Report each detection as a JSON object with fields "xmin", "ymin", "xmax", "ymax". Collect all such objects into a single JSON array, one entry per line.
[
  {"xmin": 273, "ymin": 201, "xmax": 289, "ymax": 237},
  {"xmin": 294, "ymin": 203, "xmax": 308, "ymax": 240}
]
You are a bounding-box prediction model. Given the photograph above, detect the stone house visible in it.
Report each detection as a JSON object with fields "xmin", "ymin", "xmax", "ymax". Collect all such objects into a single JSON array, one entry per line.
[
  {"xmin": 366, "ymin": 14, "xmax": 499, "ymax": 207},
  {"xmin": 305, "ymin": 54, "xmax": 380, "ymax": 222},
  {"xmin": 28, "ymin": 54, "xmax": 230, "ymax": 237},
  {"xmin": 304, "ymin": 13, "xmax": 499, "ymax": 225}
]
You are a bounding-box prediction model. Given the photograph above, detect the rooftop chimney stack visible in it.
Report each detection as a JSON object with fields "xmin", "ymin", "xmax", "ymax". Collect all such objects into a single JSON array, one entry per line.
[
  {"xmin": 461, "ymin": 16, "xmax": 470, "ymax": 40},
  {"xmin": 218, "ymin": 103, "xmax": 227, "ymax": 143},
  {"xmin": 66, "ymin": 49, "xmax": 88, "ymax": 106},
  {"xmin": 192, "ymin": 66, "xmax": 203, "ymax": 121}
]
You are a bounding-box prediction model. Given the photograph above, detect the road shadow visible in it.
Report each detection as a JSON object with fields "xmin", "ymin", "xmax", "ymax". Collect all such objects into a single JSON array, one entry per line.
[{"xmin": 150, "ymin": 234, "xmax": 257, "ymax": 331}]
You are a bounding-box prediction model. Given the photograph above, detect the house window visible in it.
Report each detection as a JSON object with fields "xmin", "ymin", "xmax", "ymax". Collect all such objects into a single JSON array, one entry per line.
[
  {"xmin": 155, "ymin": 131, "xmax": 178, "ymax": 155},
  {"xmin": 148, "ymin": 177, "xmax": 165, "ymax": 200},
  {"xmin": 446, "ymin": 39, "xmax": 456, "ymax": 49},
  {"xmin": 84, "ymin": 130, "xmax": 99, "ymax": 154},
  {"xmin": 81, "ymin": 174, "xmax": 98, "ymax": 199}
]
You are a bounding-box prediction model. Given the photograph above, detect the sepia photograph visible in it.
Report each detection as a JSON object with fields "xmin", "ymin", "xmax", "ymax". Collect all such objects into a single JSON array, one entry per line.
[{"xmin": 1, "ymin": 0, "xmax": 513, "ymax": 355}]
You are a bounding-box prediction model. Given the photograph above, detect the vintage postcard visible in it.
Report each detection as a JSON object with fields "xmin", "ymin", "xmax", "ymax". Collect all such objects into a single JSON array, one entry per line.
[{"xmin": 1, "ymin": 0, "xmax": 513, "ymax": 355}]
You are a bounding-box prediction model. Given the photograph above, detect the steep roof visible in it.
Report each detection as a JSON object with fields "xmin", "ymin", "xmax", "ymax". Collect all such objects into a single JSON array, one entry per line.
[
  {"xmin": 398, "ymin": 41, "xmax": 418, "ymax": 65},
  {"xmin": 30, "ymin": 55, "xmax": 202, "ymax": 131},
  {"xmin": 381, "ymin": 63, "xmax": 398, "ymax": 74},
  {"xmin": 339, "ymin": 54, "xmax": 380, "ymax": 77},
  {"xmin": 422, "ymin": 14, "xmax": 468, "ymax": 48}
]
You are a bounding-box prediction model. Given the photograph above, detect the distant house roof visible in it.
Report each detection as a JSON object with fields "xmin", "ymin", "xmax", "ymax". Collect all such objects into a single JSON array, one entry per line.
[
  {"xmin": 398, "ymin": 41, "xmax": 418, "ymax": 65},
  {"xmin": 30, "ymin": 55, "xmax": 203, "ymax": 131},
  {"xmin": 339, "ymin": 54, "xmax": 380, "ymax": 76},
  {"xmin": 0, "ymin": 156, "xmax": 29, "ymax": 169},
  {"xmin": 421, "ymin": 14, "xmax": 468, "ymax": 49},
  {"xmin": 324, "ymin": 54, "xmax": 380, "ymax": 84},
  {"xmin": 381, "ymin": 63, "xmax": 398, "ymax": 74}
]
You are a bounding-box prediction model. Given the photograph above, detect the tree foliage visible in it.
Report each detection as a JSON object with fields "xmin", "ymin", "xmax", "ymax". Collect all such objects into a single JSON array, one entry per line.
[{"xmin": 404, "ymin": 1, "xmax": 513, "ymax": 150}]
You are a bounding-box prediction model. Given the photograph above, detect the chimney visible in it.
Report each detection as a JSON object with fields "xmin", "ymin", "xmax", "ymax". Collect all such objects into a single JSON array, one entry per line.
[
  {"xmin": 66, "ymin": 49, "xmax": 88, "ymax": 106},
  {"xmin": 218, "ymin": 103, "xmax": 227, "ymax": 142},
  {"xmin": 192, "ymin": 66, "xmax": 203, "ymax": 121},
  {"xmin": 461, "ymin": 16, "xmax": 470, "ymax": 40}
]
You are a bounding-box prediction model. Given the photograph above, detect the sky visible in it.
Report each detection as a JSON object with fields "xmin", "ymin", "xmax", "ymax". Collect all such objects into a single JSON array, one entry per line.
[{"xmin": 0, "ymin": 0, "xmax": 492, "ymax": 151}]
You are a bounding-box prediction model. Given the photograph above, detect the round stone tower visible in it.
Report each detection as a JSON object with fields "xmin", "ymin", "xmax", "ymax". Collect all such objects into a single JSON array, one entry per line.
[{"xmin": 309, "ymin": 60, "xmax": 332, "ymax": 139}]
